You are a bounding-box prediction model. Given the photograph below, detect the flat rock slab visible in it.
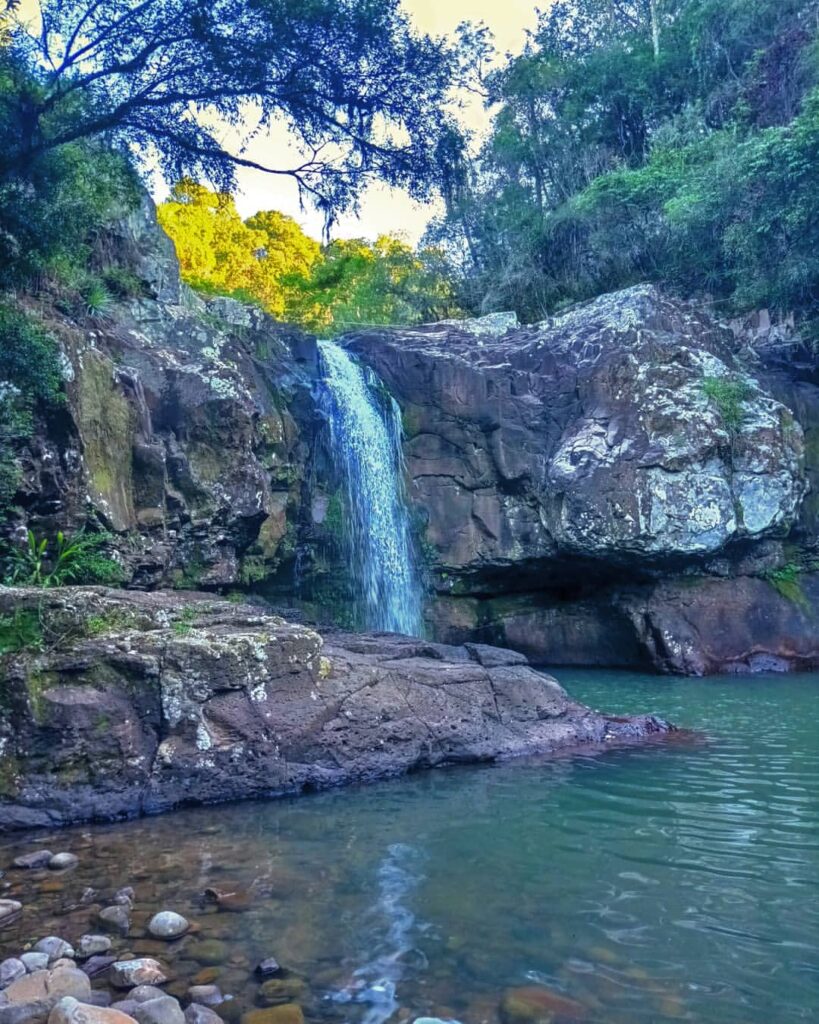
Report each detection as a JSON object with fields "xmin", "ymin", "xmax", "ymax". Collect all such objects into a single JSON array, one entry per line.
[{"xmin": 0, "ymin": 589, "xmax": 672, "ymax": 832}]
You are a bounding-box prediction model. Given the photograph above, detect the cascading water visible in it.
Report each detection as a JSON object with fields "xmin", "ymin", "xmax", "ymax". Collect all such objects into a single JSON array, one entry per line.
[{"xmin": 317, "ymin": 340, "xmax": 423, "ymax": 636}]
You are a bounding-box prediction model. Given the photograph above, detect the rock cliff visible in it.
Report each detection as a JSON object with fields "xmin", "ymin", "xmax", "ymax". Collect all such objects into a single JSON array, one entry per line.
[
  {"xmin": 2, "ymin": 198, "xmax": 818, "ymax": 674},
  {"xmin": 345, "ymin": 290, "xmax": 819, "ymax": 673},
  {"xmin": 0, "ymin": 587, "xmax": 670, "ymax": 831}
]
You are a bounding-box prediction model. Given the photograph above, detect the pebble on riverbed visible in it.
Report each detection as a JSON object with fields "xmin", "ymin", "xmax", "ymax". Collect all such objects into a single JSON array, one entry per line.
[
  {"xmin": 76, "ymin": 936, "xmax": 112, "ymax": 959},
  {"xmin": 147, "ymin": 913, "xmax": 189, "ymax": 941},
  {"xmin": 48, "ymin": 855, "xmax": 79, "ymax": 872},
  {"xmin": 110, "ymin": 960, "xmax": 169, "ymax": 990},
  {"xmin": 12, "ymin": 851, "xmax": 53, "ymax": 870}
]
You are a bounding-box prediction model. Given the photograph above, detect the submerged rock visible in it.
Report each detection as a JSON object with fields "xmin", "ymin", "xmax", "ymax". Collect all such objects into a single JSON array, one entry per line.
[
  {"xmin": 33, "ymin": 943, "xmax": 74, "ymax": 965},
  {"xmin": 47, "ymin": 855, "xmax": 78, "ymax": 872},
  {"xmin": 0, "ymin": 900, "xmax": 22, "ymax": 924},
  {"xmin": 97, "ymin": 908, "xmax": 131, "ymax": 936},
  {"xmin": 133, "ymin": 996, "xmax": 185, "ymax": 1024},
  {"xmin": 75, "ymin": 938, "xmax": 112, "ymax": 960},
  {"xmin": 241, "ymin": 1007, "xmax": 303, "ymax": 1024},
  {"xmin": 109, "ymin": 961, "xmax": 168, "ymax": 991},
  {"xmin": 0, "ymin": 962, "xmax": 25, "ymax": 990},
  {"xmin": 48, "ymin": 997, "xmax": 136, "ymax": 1024},
  {"xmin": 500, "ymin": 986, "xmax": 586, "ymax": 1024},
  {"xmin": 12, "ymin": 852, "xmax": 52, "ymax": 871},
  {"xmin": 147, "ymin": 914, "xmax": 189, "ymax": 941}
]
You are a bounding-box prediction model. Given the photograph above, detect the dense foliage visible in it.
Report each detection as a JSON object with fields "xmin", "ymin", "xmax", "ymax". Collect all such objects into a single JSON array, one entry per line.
[
  {"xmin": 0, "ymin": 303, "xmax": 62, "ymax": 512},
  {"xmin": 158, "ymin": 182, "xmax": 462, "ymax": 333},
  {"xmin": 431, "ymin": 0, "xmax": 819, "ymax": 323}
]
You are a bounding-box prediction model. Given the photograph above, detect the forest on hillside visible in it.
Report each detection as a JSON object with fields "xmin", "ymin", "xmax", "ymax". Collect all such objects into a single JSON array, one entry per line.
[{"xmin": 2, "ymin": 0, "xmax": 819, "ymax": 333}]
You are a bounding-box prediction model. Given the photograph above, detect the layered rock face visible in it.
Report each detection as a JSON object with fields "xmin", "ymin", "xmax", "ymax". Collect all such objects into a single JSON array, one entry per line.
[
  {"xmin": 10, "ymin": 195, "xmax": 316, "ymax": 590},
  {"xmin": 0, "ymin": 588, "xmax": 670, "ymax": 831},
  {"xmin": 345, "ymin": 287, "xmax": 819, "ymax": 673},
  {"xmin": 4, "ymin": 197, "xmax": 818, "ymax": 674}
]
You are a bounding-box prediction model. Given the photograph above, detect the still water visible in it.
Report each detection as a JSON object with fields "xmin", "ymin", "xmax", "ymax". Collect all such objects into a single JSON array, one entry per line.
[{"xmin": 2, "ymin": 671, "xmax": 818, "ymax": 1023}]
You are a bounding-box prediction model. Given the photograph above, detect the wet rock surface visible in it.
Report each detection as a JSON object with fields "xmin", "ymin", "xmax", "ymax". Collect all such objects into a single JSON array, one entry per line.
[{"xmin": 0, "ymin": 589, "xmax": 670, "ymax": 832}]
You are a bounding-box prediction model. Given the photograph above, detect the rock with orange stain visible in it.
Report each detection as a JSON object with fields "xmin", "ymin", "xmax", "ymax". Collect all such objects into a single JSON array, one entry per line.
[{"xmin": 500, "ymin": 986, "xmax": 587, "ymax": 1024}]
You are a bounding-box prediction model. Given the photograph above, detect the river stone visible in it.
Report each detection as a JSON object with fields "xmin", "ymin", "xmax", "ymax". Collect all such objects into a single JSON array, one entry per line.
[
  {"xmin": 33, "ymin": 943, "xmax": 74, "ymax": 964},
  {"xmin": 47, "ymin": 855, "xmax": 78, "ymax": 872},
  {"xmin": 0, "ymin": 900, "xmax": 22, "ymax": 924},
  {"xmin": 500, "ymin": 986, "xmax": 587, "ymax": 1024},
  {"xmin": 110, "ymin": 1002, "xmax": 139, "ymax": 1017},
  {"xmin": 186, "ymin": 943, "xmax": 226, "ymax": 968},
  {"xmin": 48, "ymin": 997, "xmax": 138, "ymax": 1024},
  {"xmin": 79, "ymin": 958, "xmax": 115, "ymax": 980},
  {"xmin": 185, "ymin": 1006, "xmax": 223, "ymax": 1024},
  {"xmin": 0, "ymin": 963, "xmax": 25, "ymax": 990},
  {"xmin": 19, "ymin": 958, "xmax": 48, "ymax": 975},
  {"xmin": 257, "ymin": 980, "xmax": 305, "ymax": 1007},
  {"xmin": 12, "ymin": 852, "xmax": 53, "ymax": 870},
  {"xmin": 129, "ymin": 989, "xmax": 167, "ymax": 1006},
  {"xmin": 114, "ymin": 889, "xmax": 135, "ymax": 907},
  {"xmin": 241, "ymin": 1009, "xmax": 303, "ymax": 1024},
  {"xmin": 147, "ymin": 913, "xmax": 189, "ymax": 941},
  {"xmin": 97, "ymin": 907, "xmax": 131, "ymax": 936},
  {"xmin": 133, "ymin": 996, "xmax": 184, "ymax": 1024},
  {"xmin": 186, "ymin": 988, "xmax": 222, "ymax": 1008},
  {"xmin": 110, "ymin": 960, "xmax": 168, "ymax": 990},
  {"xmin": 3, "ymin": 969, "xmax": 91, "ymax": 1007},
  {"xmin": 253, "ymin": 962, "xmax": 279, "ymax": 979},
  {"xmin": 76, "ymin": 937, "xmax": 112, "ymax": 960}
]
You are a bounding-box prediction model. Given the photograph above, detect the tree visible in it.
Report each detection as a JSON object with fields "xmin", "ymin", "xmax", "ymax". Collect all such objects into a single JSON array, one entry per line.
[
  {"xmin": 2, "ymin": 0, "xmax": 459, "ymax": 222},
  {"xmin": 157, "ymin": 180, "xmax": 320, "ymax": 318}
]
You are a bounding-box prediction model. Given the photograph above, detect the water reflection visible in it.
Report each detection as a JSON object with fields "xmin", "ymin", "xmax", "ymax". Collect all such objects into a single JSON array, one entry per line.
[{"xmin": 0, "ymin": 671, "xmax": 817, "ymax": 1024}]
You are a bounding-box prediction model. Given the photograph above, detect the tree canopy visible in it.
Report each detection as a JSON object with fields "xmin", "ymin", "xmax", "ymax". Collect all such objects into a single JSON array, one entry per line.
[
  {"xmin": 158, "ymin": 181, "xmax": 462, "ymax": 333},
  {"xmin": 431, "ymin": 0, "xmax": 819, "ymax": 324},
  {"xmin": 1, "ymin": 0, "xmax": 460, "ymax": 221}
]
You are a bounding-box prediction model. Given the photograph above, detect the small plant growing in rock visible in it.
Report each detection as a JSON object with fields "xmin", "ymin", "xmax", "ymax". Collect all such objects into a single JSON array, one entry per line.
[
  {"xmin": 172, "ymin": 606, "xmax": 199, "ymax": 636},
  {"xmin": 1, "ymin": 530, "xmax": 124, "ymax": 588},
  {"xmin": 702, "ymin": 375, "xmax": 752, "ymax": 433},
  {"xmin": 0, "ymin": 608, "xmax": 44, "ymax": 655},
  {"xmin": 83, "ymin": 279, "xmax": 115, "ymax": 322}
]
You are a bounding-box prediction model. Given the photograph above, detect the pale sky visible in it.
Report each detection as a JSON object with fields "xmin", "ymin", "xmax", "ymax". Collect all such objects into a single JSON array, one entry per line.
[
  {"xmin": 232, "ymin": 1, "xmax": 540, "ymax": 243},
  {"xmin": 17, "ymin": 0, "xmax": 540, "ymax": 244}
]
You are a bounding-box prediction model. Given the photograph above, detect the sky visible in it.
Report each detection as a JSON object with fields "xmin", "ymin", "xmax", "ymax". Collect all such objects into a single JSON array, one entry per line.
[
  {"xmin": 231, "ymin": 0, "xmax": 540, "ymax": 244},
  {"xmin": 15, "ymin": 0, "xmax": 540, "ymax": 245}
]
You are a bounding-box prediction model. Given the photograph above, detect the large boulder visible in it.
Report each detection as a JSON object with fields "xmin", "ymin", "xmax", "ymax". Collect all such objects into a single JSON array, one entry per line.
[
  {"xmin": 0, "ymin": 588, "xmax": 670, "ymax": 831},
  {"xmin": 344, "ymin": 287, "xmax": 818, "ymax": 671}
]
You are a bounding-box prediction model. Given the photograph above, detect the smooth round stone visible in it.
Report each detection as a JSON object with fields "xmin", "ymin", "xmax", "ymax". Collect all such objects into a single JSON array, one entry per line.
[
  {"xmin": 4, "ymin": 968, "xmax": 91, "ymax": 1006},
  {"xmin": 48, "ymin": 854, "xmax": 79, "ymax": 872},
  {"xmin": 187, "ymin": 986, "xmax": 223, "ymax": 1007},
  {"xmin": 257, "ymin": 979, "xmax": 305, "ymax": 1008},
  {"xmin": 48, "ymin": 996, "xmax": 138, "ymax": 1024},
  {"xmin": 0, "ymin": 959, "xmax": 26, "ymax": 989},
  {"xmin": 97, "ymin": 906, "xmax": 131, "ymax": 935},
  {"xmin": 148, "ymin": 912, "xmax": 189, "ymax": 940},
  {"xmin": 110, "ymin": 1001, "xmax": 140, "ymax": 1016},
  {"xmin": 50, "ymin": 960, "xmax": 77, "ymax": 971},
  {"xmin": 133, "ymin": 996, "xmax": 185, "ymax": 1024},
  {"xmin": 186, "ymin": 941, "xmax": 227, "ymax": 967},
  {"xmin": 185, "ymin": 1005, "xmax": 224, "ymax": 1024},
  {"xmin": 34, "ymin": 938, "xmax": 75, "ymax": 962},
  {"xmin": 0, "ymin": 899, "xmax": 22, "ymax": 923},
  {"xmin": 241, "ymin": 1007, "xmax": 303, "ymax": 1024},
  {"xmin": 12, "ymin": 850, "xmax": 53, "ymax": 870},
  {"xmin": 20, "ymin": 953, "xmax": 49, "ymax": 973},
  {"xmin": 76, "ymin": 936, "xmax": 112, "ymax": 959},
  {"xmin": 110, "ymin": 959, "xmax": 168, "ymax": 990},
  {"xmin": 131, "ymin": 987, "xmax": 168, "ymax": 1004}
]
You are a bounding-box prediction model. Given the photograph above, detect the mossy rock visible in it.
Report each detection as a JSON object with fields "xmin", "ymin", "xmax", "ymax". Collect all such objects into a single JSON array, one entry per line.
[
  {"xmin": 500, "ymin": 985, "xmax": 586, "ymax": 1024},
  {"xmin": 187, "ymin": 938, "xmax": 229, "ymax": 966},
  {"xmin": 258, "ymin": 977, "xmax": 307, "ymax": 1007},
  {"xmin": 242, "ymin": 1005, "xmax": 304, "ymax": 1024}
]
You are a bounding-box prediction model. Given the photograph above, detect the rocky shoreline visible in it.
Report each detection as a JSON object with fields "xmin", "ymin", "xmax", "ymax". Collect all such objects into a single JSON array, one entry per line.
[
  {"xmin": 0, "ymin": 587, "xmax": 672, "ymax": 833},
  {"xmin": 0, "ymin": 831, "xmax": 599, "ymax": 1024}
]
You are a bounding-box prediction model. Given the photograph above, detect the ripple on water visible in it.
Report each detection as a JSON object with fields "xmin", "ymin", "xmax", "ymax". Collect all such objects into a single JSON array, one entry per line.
[{"xmin": 0, "ymin": 670, "xmax": 818, "ymax": 1024}]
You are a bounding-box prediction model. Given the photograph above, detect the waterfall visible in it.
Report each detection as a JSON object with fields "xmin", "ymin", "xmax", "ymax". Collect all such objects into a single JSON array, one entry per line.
[{"xmin": 317, "ymin": 340, "xmax": 423, "ymax": 636}]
